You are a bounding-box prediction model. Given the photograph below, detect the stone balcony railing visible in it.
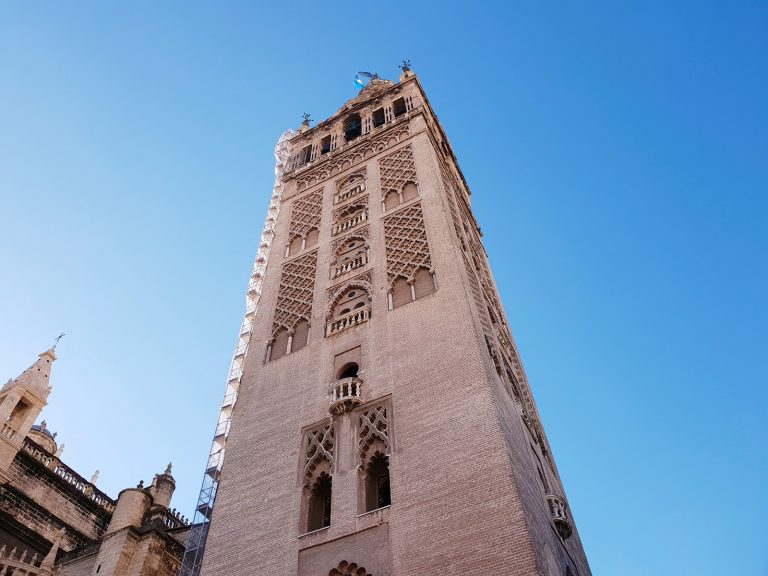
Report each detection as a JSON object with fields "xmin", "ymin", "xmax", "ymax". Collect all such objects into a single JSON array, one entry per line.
[
  {"xmin": 332, "ymin": 211, "xmax": 367, "ymax": 235},
  {"xmin": 21, "ymin": 438, "xmax": 116, "ymax": 513},
  {"xmin": 334, "ymin": 183, "xmax": 366, "ymax": 205},
  {"xmin": 325, "ymin": 306, "xmax": 370, "ymax": 337},
  {"xmin": 332, "ymin": 254, "xmax": 367, "ymax": 278},
  {"xmin": 328, "ymin": 377, "xmax": 363, "ymax": 415},
  {"xmin": 1, "ymin": 422, "xmax": 19, "ymax": 443},
  {"xmin": 545, "ymin": 493, "xmax": 572, "ymax": 539},
  {"xmin": 164, "ymin": 507, "xmax": 190, "ymax": 529}
]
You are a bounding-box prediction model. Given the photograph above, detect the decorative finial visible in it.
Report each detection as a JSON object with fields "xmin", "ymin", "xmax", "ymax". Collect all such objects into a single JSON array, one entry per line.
[
  {"xmin": 301, "ymin": 113, "xmax": 312, "ymax": 126},
  {"xmin": 165, "ymin": 462, "xmax": 173, "ymax": 475},
  {"xmin": 52, "ymin": 432, "xmax": 57, "ymax": 439},
  {"xmin": 54, "ymin": 444, "xmax": 65, "ymax": 457},
  {"xmin": 90, "ymin": 470, "xmax": 99, "ymax": 484},
  {"xmin": 40, "ymin": 420, "xmax": 47, "ymax": 431},
  {"xmin": 54, "ymin": 332, "xmax": 65, "ymax": 345},
  {"xmin": 137, "ymin": 479, "xmax": 144, "ymax": 489},
  {"xmin": 400, "ymin": 59, "xmax": 411, "ymax": 72}
]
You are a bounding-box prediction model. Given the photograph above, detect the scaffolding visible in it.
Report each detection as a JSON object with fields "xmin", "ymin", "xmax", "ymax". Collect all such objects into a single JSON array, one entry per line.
[{"xmin": 179, "ymin": 129, "xmax": 295, "ymax": 576}]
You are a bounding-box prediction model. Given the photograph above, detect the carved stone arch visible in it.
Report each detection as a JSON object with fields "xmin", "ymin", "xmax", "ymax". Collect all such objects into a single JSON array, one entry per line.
[
  {"xmin": 327, "ymin": 279, "xmax": 373, "ymax": 321},
  {"xmin": 328, "ymin": 560, "xmax": 371, "ymax": 576},
  {"xmin": 333, "ymin": 234, "xmax": 369, "ymax": 259}
]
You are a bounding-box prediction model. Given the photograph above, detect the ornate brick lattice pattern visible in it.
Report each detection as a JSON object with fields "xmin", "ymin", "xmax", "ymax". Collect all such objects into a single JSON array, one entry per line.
[
  {"xmin": 379, "ymin": 144, "xmax": 417, "ymax": 199},
  {"xmin": 359, "ymin": 404, "xmax": 389, "ymax": 461},
  {"xmin": 303, "ymin": 424, "xmax": 334, "ymax": 484},
  {"xmin": 272, "ymin": 251, "xmax": 317, "ymax": 334},
  {"xmin": 382, "ymin": 203, "xmax": 432, "ymax": 284},
  {"xmin": 288, "ymin": 190, "xmax": 323, "ymax": 240},
  {"xmin": 331, "ymin": 226, "xmax": 369, "ymax": 255},
  {"xmin": 294, "ymin": 124, "xmax": 410, "ymax": 192}
]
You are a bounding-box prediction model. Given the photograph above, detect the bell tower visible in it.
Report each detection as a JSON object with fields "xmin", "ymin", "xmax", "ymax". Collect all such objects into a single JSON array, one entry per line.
[
  {"xmin": 0, "ymin": 347, "xmax": 56, "ymax": 480},
  {"xmin": 194, "ymin": 66, "xmax": 592, "ymax": 575}
]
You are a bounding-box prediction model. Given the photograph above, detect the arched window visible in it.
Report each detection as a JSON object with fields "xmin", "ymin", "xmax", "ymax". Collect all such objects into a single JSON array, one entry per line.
[
  {"xmin": 292, "ymin": 319, "xmax": 309, "ymax": 353},
  {"xmin": 364, "ymin": 452, "xmax": 391, "ymax": 512},
  {"xmin": 305, "ymin": 228, "xmax": 319, "ymax": 248},
  {"xmin": 344, "ymin": 114, "xmax": 362, "ymax": 142},
  {"xmin": 383, "ymin": 190, "xmax": 400, "ymax": 211},
  {"xmin": 401, "ymin": 181, "xmax": 418, "ymax": 202},
  {"xmin": 307, "ymin": 472, "xmax": 332, "ymax": 531},
  {"xmin": 390, "ymin": 278, "xmax": 411, "ymax": 309},
  {"xmin": 335, "ymin": 290, "xmax": 368, "ymax": 318},
  {"xmin": 413, "ymin": 267, "xmax": 435, "ymax": 299},
  {"xmin": 288, "ymin": 235, "xmax": 303, "ymax": 256},
  {"xmin": 270, "ymin": 328, "xmax": 289, "ymax": 361},
  {"xmin": 337, "ymin": 362, "xmax": 359, "ymax": 379}
]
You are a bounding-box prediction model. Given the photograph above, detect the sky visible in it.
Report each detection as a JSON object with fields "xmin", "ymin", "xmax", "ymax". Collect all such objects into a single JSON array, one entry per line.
[{"xmin": 1, "ymin": 2, "xmax": 766, "ymax": 574}]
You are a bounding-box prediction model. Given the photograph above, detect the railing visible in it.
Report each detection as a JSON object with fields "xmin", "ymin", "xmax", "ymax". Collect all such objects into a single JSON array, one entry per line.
[
  {"xmin": 332, "ymin": 254, "xmax": 367, "ymax": 278},
  {"xmin": 334, "ymin": 183, "xmax": 366, "ymax": 205},
  {"xmin": 328, "ymin": 377, "xmax": 363, "ymax": 415},
  {"xmin": 164, "ymin": 508, "xmax": 191, "ymax": 530},
  {"xmin": 332, "ymin": 211, "xmax": 367, "ymax": 235},
  {"xmin": 1, "ymin": 422, "xmax": 18, "ymax": 442},
  {"xmin": 21, "ymin": 438, "xmax": 116, "ymax": 513},
  {"xmin": 545, "ymin": 493, "xmax": 572, "ymax": 539},
  {"xmin": 325, "ymin": 306, "xmax": 370, "ymax": 337},
  {"xmin": 0, "ymin": 545, "xmax": 45, "ymax": 576}
]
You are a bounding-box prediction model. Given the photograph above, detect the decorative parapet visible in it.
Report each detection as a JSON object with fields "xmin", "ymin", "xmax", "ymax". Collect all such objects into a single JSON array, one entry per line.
[
  {"xmin": 328, "ymin": 377, "xmax": 363, "ymax": 415},
  {"xmin": 333, "ymin": 254, "xmax": 367, "ymax": 278},
  {"xmin": 326, "ymin": 306, "xmax": 370, "ymax": 337},
  {"xmin": 1, "ymin": 422, "xmax": 19, "ymax": 443},
  {"xmin": 21, "ymin": 438, "xmax": 116, "ymax": 513},
  {"xmin": 164, "ymin": 507, "xmax": 191, "ymax": 529},
  {"xmin": 545, "ymin": 493, "xmax": 573, "ymax": 539},
  {"xmin": 0, "ymin": 544, "xmax": 46, "ymax": 576}
]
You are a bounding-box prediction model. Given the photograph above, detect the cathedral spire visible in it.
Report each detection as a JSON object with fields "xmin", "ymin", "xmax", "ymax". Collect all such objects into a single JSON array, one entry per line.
[{"xmin": 0, "ymin": 346, "xmax": 58, "ymax": 476}]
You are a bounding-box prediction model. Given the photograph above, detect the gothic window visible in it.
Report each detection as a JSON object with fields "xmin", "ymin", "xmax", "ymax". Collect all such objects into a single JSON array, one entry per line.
[
  {"xmin": 320, "ymin": 135, "xmax": 331, "ymax": 155},
  {"xmin": 331, "ymin": 235, "xmax": 368, "ymax": 278},
  {"xmin": 393, "ymin": 97, "xmax": 407, "ymax": 118},
  {"xmin": 326, "ymin": 276, "xmax": 372, "ymax": 337},
  {"xmin": 307, "ymin": 472, "xmax": 332, "ymax": 531},
  {"xmin": 287, "ymin": 190, "xmax": 323, "ymax": 255},
  {"xmin": 358, "ymin": 404, "xmax": 391, "ymax": 514},
  {"xmin": 288, "ymin": 235, "xmax": 303, "ymax": 256},
  {"xmin": 364, "ymin": 452, "xmax": 391, "ymax": 512},
  {"xmin": 344, "ymin": 114, "xmax": 362, "ymax": 142},
  {"xmin": 372, "ymin": 107, "xmax": 385, "ymax": 128},
  {"xmin": 305, "ymin": 227, "xmax": 319, "ymax": 248},
  {"xmin": 337, "ymin": 362, "xmax": 359, "ymax": 379},
  {"xmin": 301, "ymin": 424, "xmax": 334, "ymax": 533}
]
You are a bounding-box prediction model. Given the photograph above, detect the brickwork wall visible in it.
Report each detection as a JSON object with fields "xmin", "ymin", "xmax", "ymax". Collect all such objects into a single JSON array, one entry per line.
[{"xmin": 201, "ymin": 75, "xmax": 591, "ymax": 576}]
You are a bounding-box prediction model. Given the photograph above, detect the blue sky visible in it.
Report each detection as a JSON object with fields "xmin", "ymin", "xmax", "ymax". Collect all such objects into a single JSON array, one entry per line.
[{"xmin": 1, "ymin": 2, "xmax": 766, "ymax": 574}]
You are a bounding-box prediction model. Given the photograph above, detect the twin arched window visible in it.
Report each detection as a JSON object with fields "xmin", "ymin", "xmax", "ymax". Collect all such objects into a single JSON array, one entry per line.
[{"xmin": 383, "ymin": 181, "xmax": 418, "ymax": 212}]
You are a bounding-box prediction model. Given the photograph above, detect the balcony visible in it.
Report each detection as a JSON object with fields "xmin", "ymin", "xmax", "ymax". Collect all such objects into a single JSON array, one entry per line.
[
  {"xmin": 328, "ymin": 377, "xmax": 363, "ymax": 415},
  {"xmin": 334, "ymin": 183, "xmax": 366, "ymax": 205},
  {"xmin": 545, "ymin": 493, "xmax": 572, "ymax": 539},
  {"xmin": 332, "ymin": 254, "xmax": 367, "ymax": 278},
  {"xmin": 332, "ymin": 211, "xmax": 367, "ymax": 235},
  {"xmin": 326, "ymin": 306, "xmax": 370, "ymax": 337}
]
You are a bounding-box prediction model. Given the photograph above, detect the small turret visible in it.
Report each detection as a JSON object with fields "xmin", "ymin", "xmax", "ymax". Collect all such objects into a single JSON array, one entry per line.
[{"xmin": 105, "ymin": 483, "xmax": 152, "ymax": 534}]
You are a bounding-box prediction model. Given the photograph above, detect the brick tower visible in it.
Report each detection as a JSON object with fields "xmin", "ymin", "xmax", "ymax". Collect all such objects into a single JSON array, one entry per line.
[{"xmin": 197, "ymin": 65, "xmax": 591, "ymax": 576}]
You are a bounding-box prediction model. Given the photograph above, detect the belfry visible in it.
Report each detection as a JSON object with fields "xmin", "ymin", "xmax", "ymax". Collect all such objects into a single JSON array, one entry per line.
[{"xmin": 185, "ymin": 65, "xmax": 592, "ymax": 575}]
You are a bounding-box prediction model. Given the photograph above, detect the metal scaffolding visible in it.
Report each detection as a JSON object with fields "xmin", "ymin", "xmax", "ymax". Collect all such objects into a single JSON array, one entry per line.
[{"xmin": 179, "ymin": 129, "xmax": 294, "ymax": 576}]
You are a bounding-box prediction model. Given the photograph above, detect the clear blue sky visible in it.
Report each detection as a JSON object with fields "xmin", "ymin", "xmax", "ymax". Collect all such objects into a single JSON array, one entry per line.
[{"xmin": 1, "ymin": 2, "xmax": 766, "ymax": 574}]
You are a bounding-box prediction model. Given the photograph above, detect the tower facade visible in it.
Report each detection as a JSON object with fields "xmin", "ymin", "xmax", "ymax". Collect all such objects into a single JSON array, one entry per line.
[{"xmin": 200, "ymin": 68, "xmax": 591, "ymax": 575}]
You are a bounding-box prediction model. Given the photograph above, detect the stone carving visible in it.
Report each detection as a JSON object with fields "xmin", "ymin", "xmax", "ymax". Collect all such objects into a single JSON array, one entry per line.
[
  {"xmin": 288, "ymin": 190, "xmax": 323, "ymax": 241},
  {"xmin": 379, "ymin": 144, "xmax": 417, "ymax": 200},
  {"xmin": 303, "ymin": 424, "xmax": 334, "ymax": 485},
  {"xmin": 359, "ymin": 404, "xmax": 389, "ymax": 461},
  {"xmin": 272, "ymin": 250, "xmax": 317, "ymax": 335},
  {"xmin": 294, "ymin": 124, "xmax": 410, "ymax": 192},
  {"xmin": 382, "ymin": 203, "xmax": 432, "ymax": 285},
  {"xmin": 335, "ymin": 169, "xmax": 367, "ymax": 205},
  {"xmin": 328, "ymin": 560, "xmax": 372, "ymax": 576}
]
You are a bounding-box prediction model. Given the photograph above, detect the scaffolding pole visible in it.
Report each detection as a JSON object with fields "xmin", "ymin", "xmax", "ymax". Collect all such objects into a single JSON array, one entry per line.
[{"xmin": 179, "ymin": 129, "xmax": 294, "ymax": 576}]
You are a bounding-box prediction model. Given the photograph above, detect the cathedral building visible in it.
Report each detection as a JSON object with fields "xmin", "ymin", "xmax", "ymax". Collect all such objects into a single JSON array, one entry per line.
[
  {"xmin": 0, "ymin": 347, "xmax": 190, "ymax": 576},
  {"xmin": 191, "ymin": 65, "xmax": 592, "ymax": 575}
]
